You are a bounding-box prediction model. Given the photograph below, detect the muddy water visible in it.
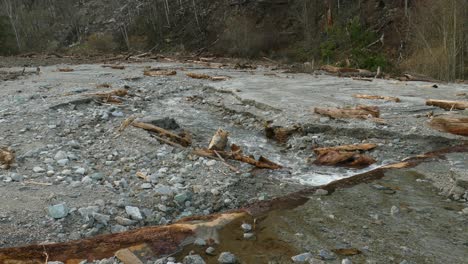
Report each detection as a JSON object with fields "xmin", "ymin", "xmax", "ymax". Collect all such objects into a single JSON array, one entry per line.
[{"xmin": 176, "ymin": 169, "xmax": 468, "ymax": 264}]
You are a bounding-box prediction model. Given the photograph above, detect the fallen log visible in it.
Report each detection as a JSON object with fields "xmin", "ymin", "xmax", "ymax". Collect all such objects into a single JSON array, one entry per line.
[
  {"xmin": 426, "ymin": 99, "xmax": 468, "ymax": 110},
  {"xmin": 313, "ymin": 143, "xmax": 377, "ymax": 156},
  {"xmin": 353, "ymin": 94, "xmax": 400, "ymax": 103},
  {"xmin": 85, "ymin": 89, "xmax": 129, "ymax": 104},
  {"xmin": 314, "ymin": 150, "xmax": 376, "ymax": 168},
  {"xmin": 320, "ymin": 65, "xmax": 375, "ymax": 77},
  {"xmin": 131, "ymin": 121, "xmax": 192, "ymax": 147},
  {"xmin": 398, "ymin": 73, "xmax": 438, "ymax": 83},
  {"xmin": 314, "ymin": 105, "xmax": 380, "ymax": 119},
  {"xmin": 143, "ymin": 69, "xmax": 177, "ymax": 76},
  {"xmin": 429, "ymin": 116, "xmax": 468, "ymax": 136},
  {"xmin": 193, "ymin": 145, "xmax": 282, "ymax": 170},
  {"xmin": 0, "ymin": 147, "xmax": 15, "ymax": 169},
  {"xmin": 186, "ymin": 72, "xmax": 230, "ymax": 81},
  {"xmin": 58, "ymin": 68, "xmax": 74, "ymax": 72}
]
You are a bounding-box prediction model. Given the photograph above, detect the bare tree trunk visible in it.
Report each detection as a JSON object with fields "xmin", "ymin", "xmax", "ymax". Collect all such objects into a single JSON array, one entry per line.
[
  {"xmin": 3, "ymin": 0, "xmax": 21, "ymax": 51},
  {"xmin": 192, "ymin": 0, "xmax": 201, "ymax": 32}
]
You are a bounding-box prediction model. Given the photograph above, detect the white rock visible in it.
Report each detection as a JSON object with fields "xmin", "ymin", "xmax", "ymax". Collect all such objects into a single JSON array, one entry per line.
[{"xmin": 125, "ymin": 206, "xmax": 143, "ymax": 220}]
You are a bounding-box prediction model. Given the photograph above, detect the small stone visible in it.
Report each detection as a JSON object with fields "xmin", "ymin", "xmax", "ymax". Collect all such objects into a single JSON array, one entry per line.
[
  {"xmin": 158, "ymin": 204, "xmax": 167, "ymax": 212},
  {"xmin": 78, "ymin": 206, "xmax": 100, "ymax": 222},
  {"xmin": 206, "ymin": 160, "xmax": 217, "ymax": 166},
  {"xmin": 205, "ymin": 247, "xmax": 216, "ymax": 256},
  {"xmin": 111, "ymin": 111, "xmax": 124, "ymax": 117},
  {"xmin": 183, "ymin": 254, "xmax": 206, "ymax": 264},
  {"xmin": 48, "ymin": 203, "xmax": 68, "ymax": 219},
  {"xmin": 81, "ymin": 176, "xmax": 93, "ymax": 184},
  {"xmin": 125, "ymin": 206, "xmax": 143, "ymax": 220},
  {"xmin": 33, "ymin": 166, "xmax": 45, "ymax": 173},
  {"xmin": 314, "ymin": 189, "xmax": 328, "ymax": 196},
  {"xmin": 461, "ymin": 207, "xmax": 468, "ymax": 215},
  {"xmin": 90, "ymin": 173, "xmax": 104, "ymax": 180},
  {"xmin": 194, "ymin": 238, "xmax": 206, "ymax": 246},
  {"xmin": 115, "ymin": 216, "xmax": 136, "ymax": 226},
  {"xmin": 243, "ymin": 233, "xmax": 255, "ymax": 239},
  {"xmin": 75, "ymin": 167, "xmax": 86, "ymax": 175},
  {"xmin": 342, "ymin": 259, "xmax": 352, "ymax": 264},
  {"xmin": 54, "ymin": 151, "xmax": 67, "ymax": 160},
  {"xmin": 92, "ymin": 212, "xmax": 110, "ymax": 226},
  {"xmin": 10, "ymin": 173, "xmax": 24, "ymax": 182},
  {"xmin": 318, "ymin": 249, "xmax": 336, "ymax": 260},
  {"xmin": 391, "ymin": 205, "xmax": 400, "ymax": 216},
  {"xmin": 154, "ymin": 184, "xmax": 174, "ymax": 195},
  {"xmin": 241, "ymin": 223, "xmax": 252, "ymax": 232},
  {"xmin": 141, "ymin": 183, "xmax": 152, "ymax": 189},
  {"xmin": 111, "ymin": 225, "xmax": 128, "ymax": 233},
  {"xmin": 57, "ymin": 159, "xmax": 69, "ymax": 166},
  {"xmin": 291, "ymin": 252, "xmax": 312, "ymax": 263},
  {"xmin": 218, "ymin": 252, "xmax": 237, "ymax": 264},
  {"xmin": 174, "ymin": 192, "xmax": 190, "ymax": 203}
]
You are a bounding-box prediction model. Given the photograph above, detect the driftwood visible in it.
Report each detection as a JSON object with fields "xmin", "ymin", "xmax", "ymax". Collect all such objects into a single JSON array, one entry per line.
[
  {"xmin": 313, "ymin": 143, "xmax": 377, "ymax": 156},
  {"xmin": 208, "ymin": 129, "xmax": 229, "ymax": 151},
  {"xmin": 58, "ymin": 68, "xmax": 74, "ymax": 72},
  {"xmin": 0, "ymin": 147, "xmax": 15, "ymax": 169},
  {"xmin": 320, "ymin": 65, "xmax": 375, "ymax": 77},
  {"xmin": 96, "ymin": 83, "xmax": 112, "ymax": 89},
  {"xmin": 131, "ymin": 121, "xmax": 192, "ymax": 147},
  {"xmin": 314, "ymin": 150, "xmax": 376, "ymax": 168},
  {"xmin": 143, "ymin": 69, "xmax": 177, "ymax": 76},
  {"xmin": 398, "ymin": 73, "xmax": 438, "ymax": 82},
  {"xmin": 265, "ymin": 125, "xmax": 302, "ymax": 144},
  {"xmin": 426, "ymin": 99, "xmax": 468, "ymax": 110},
  {"xmin": 186, "ymin": 72, "xmax": 229, "ymax": 81},
  {"xmin": 85, "ymin": 89, "xmax": 129, "ymax": 104},
  {"xmin": 429, "ymin": 116, "xmax": 468, "ymax": 136},
  {"xmin": 314, "ymin": 105, "xmax": 380, "ymax": 119},
  {"xmin": 353, "ymin": 94, "xmax": 401, "ymax": 103},
  {"xmin": 193, "ymin": 145, "xmax": 282, "ymax": 170}
]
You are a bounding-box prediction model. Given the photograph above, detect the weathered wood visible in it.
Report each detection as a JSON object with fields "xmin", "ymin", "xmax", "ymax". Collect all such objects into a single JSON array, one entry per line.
[
  {"xmin": 131, "ymin": 121, "xmax": 192, "ymax": 147},
  {"xmin": 313, "ymin": 144, "xmax": 377, "ymax": 156},
  {"xmin": 58, "ymin": 68, "xmax": 74, "ymax": 72},
  {"xmin": 426, "ymin": 99, "xmax": 468, "ymax": 110},
  {"xmin": 0, "ymin": 147, "xmax": 15, "ymax": 169},
  {"xmin": 115, "ymin": 248, "xmax": 144, "ymax": 264},
  {"xmin": 314, "ymin": 150, "xmax": 376, "ymax": 168},
  {"xmin": 143, "ymin": 69, "xmax": 177, "ymax": 76},
  {"xmin": 429, "ymin": 116, "xmax": 468, "ymax": 136},
  {"xmin": 314, "ymin": 105, "xmax": 380, "ymax": 119},
  {"xmin": 186, "ymin": 72, "xmax": 211, "ymax": 79},
  {"xmin": 353, "ymin": 94, "xmax": 400, "ymax": 102}
]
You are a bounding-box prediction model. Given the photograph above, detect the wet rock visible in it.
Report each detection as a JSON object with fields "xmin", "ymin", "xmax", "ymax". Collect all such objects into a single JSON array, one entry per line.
[
  {"xmin": 241, "ymin": 223, "xmax": 252, "ymax": 232},
  {"xmin": 342, "ymin": 259, "xmax": 352, "ymax": 264},
  {"xmin": 111, "ymin": 225, "xmax": 128, "ymax": 233},
  {"xmin": 314, "ymin": 189, "xmax": 328, "ymax": 196},
  {"xmin": 318, "ymin": 249, "xmax": 336, "ymax": 260},
  {"xmin": 194, "ymin": 237, "xmax": 206, "ymax": 246},
  {"xmin": 33, "ymin": 166, "xmax": 45, "ymax": 173},
  {"xmin": 218, "ymin": 252, "xmax": 237, "ymax": 264},
  {"xmin": 92, "ymin": 212, "xmax": 110, "ymax": 225},
  {"xmin": 291, "ymin": 252, "xmax": 313, "ymax": 263},
  {"xmin": 206, "ymin": 247, "xmax": 216, "ymax": 256},
  {"xmin": 115, "ymin": 216, "xmax": 136, "ymax": 226},
  {"xmin": 78, "ymin": 206, "xmax": 100, "ymax": 222},
  {"xmin": 125, "ymin": 206, "xmax": 143, "ymax": 220},
  {"xmin": 183, "ymin": 254, "xmax": 206, "ymax": 264},
  {"xmin": 48, "ymin": 203, "xmax": 68, "ymax": 219}
]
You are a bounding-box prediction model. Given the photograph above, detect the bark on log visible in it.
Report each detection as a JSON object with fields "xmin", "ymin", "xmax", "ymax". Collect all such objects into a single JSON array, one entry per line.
[
  {"xmin": 314, "ymin": 105, "xmax": 380, "ymax": 119},
  {"xmin": 426, "ymin": 99, "xmax": 468, "ymax": 110},
  {"xmin": 353, "ymin": 94, "xmax": 401, "ymax": 102},
  {"xmin": 313, "ymin": 143, "xmax": 377, "ymax": 156},
  {"xmin": 131, "ymin": 121, "xmax": 192, "ymax": 147},
  {"xmin": 314, "ymin": 150, "xmax": 376, "ymax": 168},
  {"xmin": 429, "ymin": 116, "xmax": 468, "ymax": 136},
  {"xmin": 143, "ymin": 69, "xmax": 177, "ymax": 76}
]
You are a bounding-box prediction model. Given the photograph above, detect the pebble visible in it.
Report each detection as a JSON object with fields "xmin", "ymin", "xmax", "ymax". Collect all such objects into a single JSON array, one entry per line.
[
  {"xmin": 90, "ymin": 173, "xmax": 104, "ymax": 180},
  {"xmin": 241, "ymin": 223, "xmax": 252, "ymax": 232},
  {"xmin": 205, "ymin": 247, "xmax": 216, "ymax": 255},
  {"xmin": 54, "ymin": 151, "xmax": 67, "ymax": 160},
  {"xmin": 111, "ymin": 225, "xmax": 128, "ymax": 233},
  {"xmin": 111, "ymin": 111, "xmax": 124, "ymax": 117},
  {"xmin": 218, "ymin": 252, "xmax": 237, "ymax": 264},
  {"xmin": 183, "ymin": 254, "xmax": 206, "ymax": 264},
  {"xmin": 48, "ymin": 203, "xmax": 68, "ymax": 219},
  {"xmin": 174, "ymin": 192, "xmax": 190, "ymax": 203},
  {"xmin": 291, "ymin": 252, "xmax": 313, "ymax": 263},
  {"xmin": 314, "ymin": 189, "xmax": 328, "ymax": 196},
  {"xmin": 391, "ymin": 205, "xmax": 400, "ymax": 216},
  {"xmin": 154, "ymin": 184, "xmax": 174, "ymax": 196},
  {"xmin": 33, "ymin": 166, "xmax": 45, "ymax": 173},
  {"xmin": 75, "ymin": 167, "xmax": 86, "ymax": 175},
  {"xmin": 78, "ymin": 206, "xmax": 100, "ymax": 222},
  {"xmin": 141, "ymin": 183, "xmax": 152, "ymax": 189},
  {"xmin": 206, "ymin": 160, "xmax": 217, "ymax": 166},
  {"xmin": 194, "ymin": 238, "xmax": 206, "ymax": 246},
  {"xmin": 92, "ymin": 213, "xmax": 110, "ymax": 226},
  {"xmin": 125, "ymin": 206, "xmax": 143, "ymax": 220},
  {"xmin": 115, "ymin": 216, "xmax": 136, "ymax": 226},
  {"xmin": 342, "ymin": 259, "xmax": 352, "ymax": 264},
  {"xmin": 243, "ymin": 233, "xmax": 255, "ymax": 239},
  {"xmin": 57, "ymin": 159, "xmax": 69, "ymax": 166},
  {"xmin": 81, "ymin": 176, "xmax": 93, "ymax": 184},
  {"xmin": 10, "ymin": 173, "xmax": 24, "ymax": 182},
  {"xmin": 318, "ymin": 249, "xmax": 336, "ymax": 260}
]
